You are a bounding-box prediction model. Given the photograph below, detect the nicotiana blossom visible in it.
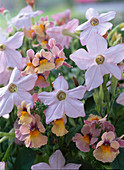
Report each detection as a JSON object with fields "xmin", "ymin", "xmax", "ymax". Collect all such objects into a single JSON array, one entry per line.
[
  {"xmin": 10, "ymin": 5, "xmax": 43, "ymax": 30},
  {"xmin": 31, "ymin": 150, "xmax": 81, "ymax": 170},
  {"xmin": 93, "ymin": 131, "xmax": 123, "ymax": 163},
  {"xmin": 0, "ymin": 32, "xmax": 24, "ymax": 73},
  {"xmin": 116, "ymin": 91, "xmax": 124, "ymax": 106},
  {"xmin": 0, "ymin": 162, "xmax": 5, "ymax": 170},
  {"xmin": 0, "ymin": 67, "xmax": 12, "ymax": 86},
  {"xmin": 76, "ymin": 8, "xmax": 116, "ymax": 45},
  {"xmin": 0, "ymin": 67, "xmax": 37, "ymax": 116},
  {"xmin": 70, "ymin": 33, "xmax": 124, "ymax": 91},
  {"xmin": 38, "ymin": 76, "xmax": 86, "ymax": 124},
  {"xmin": 46, "ymin": 19, "xmax": 79, "ymax": 49}
]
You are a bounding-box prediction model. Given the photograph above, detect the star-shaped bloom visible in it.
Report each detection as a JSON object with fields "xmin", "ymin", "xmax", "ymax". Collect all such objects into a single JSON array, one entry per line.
[
  {"xmin": 46, "ymin": 19, "xmax": 79, "ymax": 49},
  {"xmin": 10, "ymin": 5, "xmax": 43, "ymax": 30},
  {"xmin": 116, "ymin": 91, "xmax": 124, "ymax": 106},
  {"xmin": 76, "ymin": 8, "xmax": 116, "ymax": 45},
  {"xmin": 0, "ymin": 68, "xmax": 37, "ymax": 116},
  {"xmin": 0, "ymin": 32, "xmax": 24, "ymax": 73},
  {"xmin": 31, "ymin": 150, "xmax": 81, "ymax": 170},
  {"xmin": 70, "ymin": 33, "xmax": 124, "ymax": 91},
  {"xmin": 38, "ymin": 76, "xmax": 86, "ymax": 124}
]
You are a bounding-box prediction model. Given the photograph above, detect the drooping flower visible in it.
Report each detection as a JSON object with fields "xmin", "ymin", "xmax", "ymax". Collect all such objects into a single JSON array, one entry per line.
[
  {"xmin": 51, "ymin": 9, "xmax": 71, "ymax": 25},
  {"xmin": 0, "ymin": 67, "xmax": 37, "ymax": 116},
  {"xmin": 35, "ymin": 72, "xmax": 50, "ymax": 88},
  {"xmin": 0, "ymin": 162, "xmax": 5, "ymax": 170},
  {"xmin": 51, "ymin": 115, "xmax": 68, "ymax": 136},
  {"xmin": 84, "ymin": 114, "xmax": 106, "ymax": 125},
  {"xmin": 0, "ymin": 32, "xmax": 24, "ymax": 73},
  {"xmin": 38, "ymin": 76, "xmax": 86, "ymax": 124},
  {"xmin": 10, "ymin": 5, "xmax": 43, "ymax": 30},
  {"xmin": 76, "ymin": 8, "xmax": 116, "ymax": 45},
  {"xmin": 20, "ymin": 114, "xmax": 48, "ymax": 148},
  {"xmin": 93, "ymin": 131, "xmax": 120, "ymax": 163},
  {"xmin": 116, "ymin": 91, "xmax": 124, "ymax": 106},
  {"xmin": 46, "ymin": 19, "xmax": 79, "ymax": 49},
  {"xmin": 0, "ymin": 4, "xmax": 6, "ymax": 15},
  {"xmin": 31, "ymin": 150, "xmax": 81, "ymax": 170},
  {"xmin": 17, "ymin": 101, "xmax": 33, "ymax": 125},
  {"xmin": 73, "ymin": 123, "xmax": 101, "ymax": 152},
  {"xmin": 70, "ymin": 33, "xmax": 124, "ymax": 91}
]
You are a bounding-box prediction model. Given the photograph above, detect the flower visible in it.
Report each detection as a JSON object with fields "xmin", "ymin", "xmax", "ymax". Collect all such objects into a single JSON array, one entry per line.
[
  {"xmin": 26, "ymin": 0, "xmax": 35, "ymax": 8},
  {"xmin": 73, "ymin": 123, "xmax": 101, "ymax": 152},
  {"xmin": 0, "ymin": 162, "xmax": 5, "ymax": 170},
  {"xmin": 0, "ymin": 67, "xmax": 12, "ymax": 86},
  {"xmin": 20, "ymin": 114, "xmax": 48, "ymax": 148},
  {"xmin": 0, "ymin": 67, "xmax": 37, "ymax": 116},
  {"xmin": 35, "ymin": 72, "xmax": 50, "ymax": 88},
  {"xmin": 70, "ymin": 33, "xmax": 124, "ymax": 91},
  {"xmin": 46, "ymin": 19, "xmax": 79, "ymax": 49},
  {"xmin": 0, "ymin": 32, "xmax": 24, "ymax": 73},
  {"xmin": 38, "ymin": 76, "xmax": 86, "ymax": 124},
  {"xmin": 0, "ymin": 4, "xmax": 6, "ymax": 15},
  {"xmin": 51, "ymin": 9, "xmax": 71, "ymax": 25},
  {"xmin": 31, "ymin": 150, "xmax": 81, "ymax": 170},
  {"xmin": 116, "ymin": 91, "xmax": 124, "ymax": 106},
  {"xmin": 76, "ymin": 8, "xmax": 116, "ymax": 45},
  {"xmin": 17, "ymin": 101, "xmax": 33, "ymax": 125},
  {"xmin": 10, "ymin": 5, "xmax": 43, "ymax": 30},
  {"xmin": 51, "ymin": 115, "xmax": 68, "ymax": 136},
  {"xmin": 93, "ymin": 131, "xmax": 120, "ymax": 163}
]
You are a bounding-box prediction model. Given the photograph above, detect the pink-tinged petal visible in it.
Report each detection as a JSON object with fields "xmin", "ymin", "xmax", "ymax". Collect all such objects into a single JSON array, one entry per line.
[
  {"xmin": 76, "ymin": 21, "xmax": 90, "ymax": 31},
  {"xmin": 52, "ymin": 46, "xmax": 60, "ymax": 56},
  {"xmin": 70, "ymin": 49, "xmax": 94, "ymax": 70},
  {"xmin": 81, "ymin": 124, "xmax": 90, "ymax": 135},
  {"xmin": 85, "ymin": 8, "xmax": 99, "ymax": 20},
  {"xmin": 64, "ymin": 163, "xmax": 81, "ymax": 170},
  {"xmin": 0, "ymin": 52, "xmax": 8, "ymax": 73},
  {"xmin": 90, "ymin": 137, "xmax": 98, "ymax": 145},
  {"xmin": 105, "ymin": 44, "xmax": 124, "ymax": 64},
  {"xmin": 19, "ymin": 5, "xmax": 33, "ymax": 14},
  {"xmin": 17, "ymin": 74, "xmax": 37, "ymax": 91},
  {"xmin": 67, "ymin": 86, "xmax": 86, "ymax": 99},
  {"xmin": 32, "ymin": 57, "xmax": 39, "ymax": 66},
  {"xmin": 0, "ymin": 33, "xmax": 6, "ymax": 43},
  {"xmin": 110, "ymin": 141, "xmax": 119, "ymax": 150},
  {"xmin": 65, "ymin": 98, "xmax": 85, "ymax": 118},
  {"xmin": 20, "ymin": 125, "xmax": 30, "ymax": 135},
  {"xmin": 0, "ymin": 92, "xmax": 14, "ymax": 116},
  {"xmin": 102, "ymin": 131, "xmax": 115, "ymax": 142},
  {"xmin": 63, "ymin": 62, "xmax": 72, "ymax": 68},
  {"xmin": 49, "ymin": 150, "xmax": 65, "ymax": 169},
  {"xmin": 97, "ymin": 22, "xmax": 113, "ymax": 35},
  {"xmin": 31, "ymin": 163, "xmax": 50, "ymax": 170},
  {"xmin": 73, "ymin": 133, "xmax": 90, "ymax": 152},
  {"xmin": 53, "ymin": 76, "xmax": 69, "ymax": 90},
  {"xmin": 87, "ymin": 33, "xmax": 107, "ymax": 55},
  {"xmin": 116, "ymin": 91, "xmax": 124, "ymax": 106},
  {"xmin": 29, "ymin": 10, "xmax": 43, "ymax": 18},
  {"xmin": 51, "ymin": 9, "xmax": 71, "ymax": 21},
  {"xmin": 103, "ymin": 62, "xmax": 122, "ymax": 80},
  {"xmin": 45, "ymin": 102, "xmax": 64, "ymax": 124},
  {"xmin": 99, "ymin": 11, "xmax": 116, "ymax": 22},
  {"xmin": 4, "ymin": 49, "xmax": 23, "ymax": 70},
  {"xmin": 27, "ymin": 49, "xmax": 35, "ymax": 58},
  {"xmin": 5, "ymin": 32, "xmax": 24, "ymax": 49},
  {"xmin": 118, "ymin": 140, "xmax": 124, "ymax": 147},
  {"xmin": 96, "ymin": 141, "xmax": 104, "ymax": 149},
  {"xmin": 9, "ymin": 67, "xmax": 21, "ymax": 83},
  {"xmin": 85, "ymin": 65, "xmax": 103, "ymax": 91},
  {"xmin": 38, "ymin": 91, "xmax": 57, "ymax": 105},
  {"xmin": 0, "ymin": 162, "xmax": 5, "ymax": 170},
  {"xmin": 65, "ymin": 19, "xmax": 79, "ymax": 33}
]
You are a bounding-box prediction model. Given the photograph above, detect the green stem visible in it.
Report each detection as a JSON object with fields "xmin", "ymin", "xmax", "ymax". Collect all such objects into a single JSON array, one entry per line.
[
  {"xmin": 107, "ymin": 22, "xmax": 124, "ymax": 41},
  {"xmin": 62, "ymin": 29, "xmax": 80, "ymax": 39},
  {"xmin": 0, "ymin": 136, "xmax": 9, "ymax": 143},
  {"xmin": 0, "ymin": 132, "xmax": 15, "ymax": 138},
  {"xmin": 93, "ymin": 89, "xmax": 100, "ymax": 114},
  {"xmin": 2, "ymin": 141, "xmax": 14, "ymax": 162}
]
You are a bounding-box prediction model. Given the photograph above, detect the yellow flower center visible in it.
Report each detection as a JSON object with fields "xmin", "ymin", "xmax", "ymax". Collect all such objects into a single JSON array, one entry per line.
[
  {"xmin": 101, "ymin": 144, "xmax": 111, "ymax": 153},
  {"xmin": 82, "ymin": 135, "xmax": 90, "ymax": 144},
  {"xmin": 90, "ymin": 18, "xmax": 99, "ymax": 26},
  {"xmin": 91, "ymin": 117, "xmax": 100, "ymax": 121},
  {"xmin": 8, "ymin": 83, "xmax": 17, "ymax": 93},
  {"xmin": 95, "ymin": 55, "xmax": 105, "ymax": 65},
  {"xmin": 0, "ymin": 44, "xmax": 6, "ymax": 51},
  {"xmin": 21, "ymin": 111, "xmax": 30, "ymax": 116},
  {"xmin": 30, "ymin": 130, "xmax": 40, "ymax": 137},
  {"xmin": 57, "ymin": 91, "xmax": 66, "ymax": 101}
]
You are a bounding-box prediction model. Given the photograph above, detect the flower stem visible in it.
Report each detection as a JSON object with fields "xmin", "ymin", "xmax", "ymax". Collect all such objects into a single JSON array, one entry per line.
[
  {"xmin": 62, "ymin": 29, "xmax": 80, "ymax": 39},
  {"xmin": 0, "ymin": 132, "xmax": 15, "ymax": 138},
  {"xmin": 2, "ymin": 141, "xmax": 14, "ymax": 162}
]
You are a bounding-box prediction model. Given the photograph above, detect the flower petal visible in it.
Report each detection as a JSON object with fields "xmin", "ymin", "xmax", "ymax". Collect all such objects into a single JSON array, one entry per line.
[
  {"xmin": 99, "ymin": 11, "xmax": 116, "ymax": 22},
  {"xmin": 116, "ymin": 91, "xmax": 124, "ymax": 106},
  {"xmin": 67, "ymin": 86, "xmax": 86, "ymax": 99},
  {"xmin": 31, "ymin": 163, "xmax": 50, "ymax": 170},
  {"xmin": 85, "ymin": 8, "xmax": 99, "ymax": 20},
  {"xmin": 97, "ymin": 22, "xmax": 113, "ymax": 35},
  {"xmin": 76, "ymin": 21, "xmax": 90, "ymax": 31},
  {"xmin": 0, "ymin": 51, "xmax": 8, "ymax": 73},
  {"xmin": 53, "ymin": 76, "xmax": 69, "ymax": 90},
  {"xmin": 64, "ymin": 163, "xmax": 81, "ymax": 170},
  {"xmin": 38, "ymin": 91, "xmax": 57, "ymax": 105}
]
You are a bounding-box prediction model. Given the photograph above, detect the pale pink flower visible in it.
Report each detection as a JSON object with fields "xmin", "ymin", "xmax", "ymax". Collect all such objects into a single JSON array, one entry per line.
[
  {"xmin": 116, "ymin": 91, "xmax": 124, "ymax": 106},
  {"xmin": 20, "ymin": 114, "xmax": 48, "ymax": 148},
  {"xmin": 76, "ymin": 8, "xmax": 116, "ymax": 45},
  {"xmin": 0, "ymin": 162, "xmax": 5, "ymax": 170},
  {"xmin": 70, "ymin": 33, "xmax": 124, "ymax": 91},
  {"xmin": 10, "ymin": 5, "xmax": 43, "ymax": 30},
  {"xmin": 52, "ymin": 9, "xmax": 71, "ymax": 25},
  {"xmin": 35, "ymin": 72, "xmax": 50, "ymax": 88},
  {"xmin": 73, "ymin": 123, "xmax": 101, "ymax": 152},
  {"xmin": 0, "ymin": 67, "xmax": 37, "ymax": 116},
  {"xmin": 38, "ymin": 76, "xmax": 86, "ymax": 124},
  {"xmin": 0, "ymin": 68, "xmax": 12, "ymax": 86},
  {"xmin": 0, "ymin": 32, "xmax": 24, "ymax": 73},
  {"xmin": 93, "ymin": 131, "xmax": 120, "ymax": 163},
  {"xmin": 46, "ymin": 19, "xmax": 79, "ymax": 49},
  {"xmin": 31, "ymin": 150, "xmax": 81, "ymax": 170}
]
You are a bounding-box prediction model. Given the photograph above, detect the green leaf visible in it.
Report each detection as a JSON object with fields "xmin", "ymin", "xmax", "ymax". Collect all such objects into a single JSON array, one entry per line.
[
  {"xmin": 14, "ymin": 147, "xmax": 36, "ymax": 170},
  {"xmin": 111, "ymin": 148, "xmax": 124, "ymax": 170},
  {"xmin": 65, "ymin": 125, "xmax": 81, "ymax": 146}
]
